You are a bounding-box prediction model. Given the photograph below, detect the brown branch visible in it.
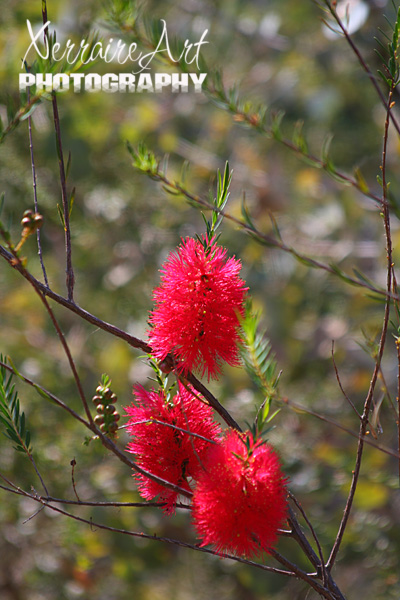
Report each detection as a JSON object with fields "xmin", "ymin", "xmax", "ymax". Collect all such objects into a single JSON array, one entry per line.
[
  {"xmin": 281, "ymin": 395, "xmax": 399, "ymax": 460},
  {"xmin": 26, "ymin": 82, "xmax": 49, "ymax": 287},
  {"xmin": 288, "ymin": 492, "xmax": 328, "ymax": 587},
  {"xmin": 0, "ymin": 476, "xmax": 297, "ymax": 579},
  {"xmin": 327, "ymin": 83, "xmax": 395, "ymax": 571},
  {"xmin": 41, "ymin": 1, "xmax": 74, "ymax": 301},
  {"xmin": 0, "ymin": 243, "xmax": 240, "ymax": 431},
  {"xmin": 0, "ymin": 358, "xmax": 192, "ymax": 499},
  {"xmin": 331, "ymin": 341, "xmax": 362, "ymax": 421},
  {"xmin": 322, "ymin": 1, "xmax": 400, "ymax": 136},
  {"xmin": 141, "ymin": 170, "xmax": 395, "ymax": 301},
  {"xmin": 268, "ymin": 548, "xmax": 343, "ymax": 600}
]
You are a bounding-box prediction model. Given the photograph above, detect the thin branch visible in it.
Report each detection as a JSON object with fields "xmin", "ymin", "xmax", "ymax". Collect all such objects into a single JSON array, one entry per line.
[
  {"xmin": 41, "ymin": 1, "xmax": 75, "ymax": 301},
  {"xmin": 396, "ymin": 339, "xmax": 400, "ymax": 482},
  {"xmin": 117, "ymin": 16, "xmax": 382, "ymax": 209},
  {"xmin": 39, "ymin": 496, "xmax": 191, "ymax": 509},
  {"xmin": 281, "ymin": 396, "xmax": 399, "ymax": 459},
  {"xmin": 178, "ymin": 373, "xmax": 242, "ymax": 432},
  {"xmin": 122, "ymin": 418, "xmax": 219, "ymax": 445},
  {"xmin": 1, "ymin": 479, "xmax": 295, "ymax": 578},
  {"xmin": 268, "ymin": 548, "xmax": 342, "ymax": 600},
  {"xmin": 0, "ymin": 358, "xmax": 193, "ymax": 499},
  {"xmin": 0, "ymin": 93, "xmax": 45, "ymax": 146},
  {"xmin": 70, "ymin": 459, "xmax": 80, "ymax": 502},
  {"xmin": 321, "ymin": 0, "xmax": 400, "ymax": 136},
  {"xmin": 377, "ymin": 364, "xmax": 398, "ymax": 419},
  {"xmin": 137, "ymin": 170, "xmax": 395, "ymax": 301},
  {"xmin": 26, "ymin": 79, "xmax": 49, "ymax": 287},
  {"xmin": 0, "ymin": 359, "xmax": 90, "ymax": 427},
  {"xmin": 0, "ymin": 243, "xmax": 240, "ymax": 431},
  {"xmin": 288, "ymin": 492, "xmax": 328, "ymax": 587},
  {"xmin": 331, "ymin": 341, "xmax": 362, "ymax": 421},
  {"xmin": 327, "ymin": 83, "xmax": 395, "ymax": 571}
]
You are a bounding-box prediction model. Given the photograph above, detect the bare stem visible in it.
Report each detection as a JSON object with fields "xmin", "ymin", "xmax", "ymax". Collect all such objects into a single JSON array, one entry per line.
[
  {"xmin": 41, "ymin": 1, "xmax": 75, "ymax": 301},
  {"xmin": 138, "ymin": 170, "xmax": 395, "ymax": 302},
  {"xmin": 0, "ymin": 243, "xmax": 240, "ymax": 431},
  {"xmin": 26, "ymin": 82, "xmax": 49, "ymax": 287},
  {"xmin": 327, "ymin": 83, "xmax": 395, "ymax": 570},
  {"xmin": 281, "ymin": 395, "xmax": 399, "ymax": 460},
  {"xmin": 322, "ymin": 0, "xmax": 400, "ymax": 136}
]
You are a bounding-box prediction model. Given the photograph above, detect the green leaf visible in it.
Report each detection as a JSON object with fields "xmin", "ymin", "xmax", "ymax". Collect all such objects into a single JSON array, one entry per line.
[
  {"xmin": 270, "ymin": 110, "xmax": 285, "ymax": 141},
  {"xmin": 239, "ymin": 300, "xmax": 278, "ymax": 400},
  {"xmin": 69, "ymin": 187, "xmax": 75, "ymax": 217},
  {"xmin": 57, "ymin": 203, "xmax": 65, "ymax": 228},
  {"xmin": 354, "ymin": 167, "xmax": 370, "ymax": 194},
  {"xmin": 0, "ymin": 355, "xmax": 32, "ymax": 455},
  {"xmin": 65, "ymin": 151, "xmax": 72, "ymax": 181}
]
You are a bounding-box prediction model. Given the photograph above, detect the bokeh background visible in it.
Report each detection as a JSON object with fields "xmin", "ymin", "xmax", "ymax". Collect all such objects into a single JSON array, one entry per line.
[{"xmin": 0, "ymin": 0, "xmax": 399, "ymax": 598}]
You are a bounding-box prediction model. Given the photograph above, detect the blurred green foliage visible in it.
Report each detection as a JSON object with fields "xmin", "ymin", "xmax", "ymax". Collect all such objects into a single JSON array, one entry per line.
[{"xmin": 1, "ymin": 0, "xmax": 400, "ymax": 599}]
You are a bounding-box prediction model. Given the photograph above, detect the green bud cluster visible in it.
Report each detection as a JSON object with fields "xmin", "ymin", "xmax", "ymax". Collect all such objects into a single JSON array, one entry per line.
[{"xmin": 92, "ymin": 384, "xmax": 120, "ymax": 437}]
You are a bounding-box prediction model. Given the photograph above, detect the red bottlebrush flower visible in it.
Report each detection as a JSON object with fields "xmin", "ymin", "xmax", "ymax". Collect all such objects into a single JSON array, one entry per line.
[
  {"xmin": 149, "ymin": 237, "xmax": 247, "ymax": 380},
  {"xmin": 192, "ymin": 430, "xmax": 287, "ymax": 558},
  {"xmin": 125, "ymin": 383, "xmax": 221, "ymax": 514}
]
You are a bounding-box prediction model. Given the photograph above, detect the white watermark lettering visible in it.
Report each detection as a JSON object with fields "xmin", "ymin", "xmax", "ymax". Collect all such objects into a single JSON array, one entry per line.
[
  {"xmin": 20, "ymin": 19, "xmax": 208, "ymax": 93},
  {"xmin": 19, "ymin": 72, "xmax": 208, "ymax": 93}
]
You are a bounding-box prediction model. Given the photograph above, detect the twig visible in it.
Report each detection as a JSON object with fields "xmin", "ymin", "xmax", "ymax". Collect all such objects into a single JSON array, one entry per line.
[
  {"xmin": 122, "ymin": 418, "xmax": 219, "ymax": 445},
  {"xmin": 22, "ymin": 505, "xmax": 45, "ymax": 524},
  {"xmin": 377, "ymin": 365, "xmax": 398, "ymax": 420},
  {"xmin": 0, "ymin": 92, "xmax": 45, "ymax": 145},
  {"xmin": 288, "ymin": 492, "xmax": 328, "ymax": 587},
  {"xmin": 321, "ymin": 0, "xmax": 400, "ymax": 136},
  {"xmin": 268, "ymin": 547, "xmax": 343, "ymax": 600},
  {"xmin": 70, "ymin": 458, "xmax": 80, "ymax": 502},
  {"xmin": 331, "ymin": 341, "xmax": 362, "ymax": 421},
  {"xmin": 178, "ymin": 373, "xmax": 242, "ymax": 432},
  {"xmin": 117, "ymin": 16, "xmax": 382, "ymax": 209},
  {"xmin": 137, "ymin": 170, "xmax": 395, "ymax": 302},
  {"xmin": 281, "ymin": 396, "xmax": 398, "ymax": 459},
  {"xmin": 0, "ymin": 358, "xmax": 193, "ymax": 499},
  {"xmin": 39, "ymin": 496, "xmax": 191, "ymax": 509},
  {"xmin": 26, "ymin": 79, "xmax": 49, "ymax": 287},
  {"xmin": 0, "ymin": 243, "xmax": 241, "ymax": 431},
  {"xmin": 396, "ymin": 340, "xmax": 400, "ymax": 483},
  {"xmin": 42, "ymin": 1, "xmax": 75, "ymax": 302},
  {"xmin": 327, "ymin": 82, "xmax": 395, "ymax": 571},
  {"xmin": 0, "ymin": 359, "xmax": 90, "ymax": 427}
]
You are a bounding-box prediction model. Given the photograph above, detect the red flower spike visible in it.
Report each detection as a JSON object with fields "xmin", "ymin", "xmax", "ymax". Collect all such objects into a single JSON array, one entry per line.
[
  {"xmin": 192, "ymin": 430, "xmax": 288, "ymax": 558},
  {"xmin": 124, "ymin": 383, "xmax": 222, "ymax": 514},
  {"xmin": 149, "ymin": 237, "xmax": 247, "ymax": 380}
]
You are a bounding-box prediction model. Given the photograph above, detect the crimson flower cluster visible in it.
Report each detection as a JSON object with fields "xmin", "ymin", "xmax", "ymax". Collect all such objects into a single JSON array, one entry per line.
[
  {"xmin": 149, "ymin": 236, "xmax": 248, "ymax": 380},
  {"xmin": 125, "ymin": 236, "xmax": 288, "ymax": 558},
  {"xmin": 192, "ymin": 430, "xmax": 288, "ymax": 557},
  {"xmin": 125, "ymin": 383, "xmax": 221, "ymax": 514}
]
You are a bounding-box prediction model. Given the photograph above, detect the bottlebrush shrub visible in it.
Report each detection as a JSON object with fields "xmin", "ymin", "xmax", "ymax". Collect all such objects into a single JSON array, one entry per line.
[
  {"xmin": 192, "ymin": 429, "xmax": 288, "ymax": 558},
  {"xmin": 148, "ymin": 236, "xmax": 248, "ymax": 380},
  {"xmin": 124, "ymin": 383, "xmax": 222, "ymax": 513}
]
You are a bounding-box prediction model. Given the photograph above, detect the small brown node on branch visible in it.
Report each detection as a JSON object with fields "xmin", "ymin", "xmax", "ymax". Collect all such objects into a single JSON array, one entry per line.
[
  {"xmin": 158, "ymin": 358, "xmax": 173, "ymax": 374},
  {"xmin": 233, "ymin": 114, "xmax": 245, "ymax": 122},
  {"xmin": 249, "ymin": 114, "xmax": 260, "ymax": 126},
  {"xmin": 15, "ymin": 209, "xmax": 44, "ymax": 253},
  {"xmin": 390, "ymin": 101, "xmax": 396, "ymax": 108}
]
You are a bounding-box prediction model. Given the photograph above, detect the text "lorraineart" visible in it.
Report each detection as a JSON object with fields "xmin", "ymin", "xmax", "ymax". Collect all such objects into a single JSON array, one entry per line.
[{"xmin": 19, "ymin": 19, "xmax": 208, "ymax": 93}]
